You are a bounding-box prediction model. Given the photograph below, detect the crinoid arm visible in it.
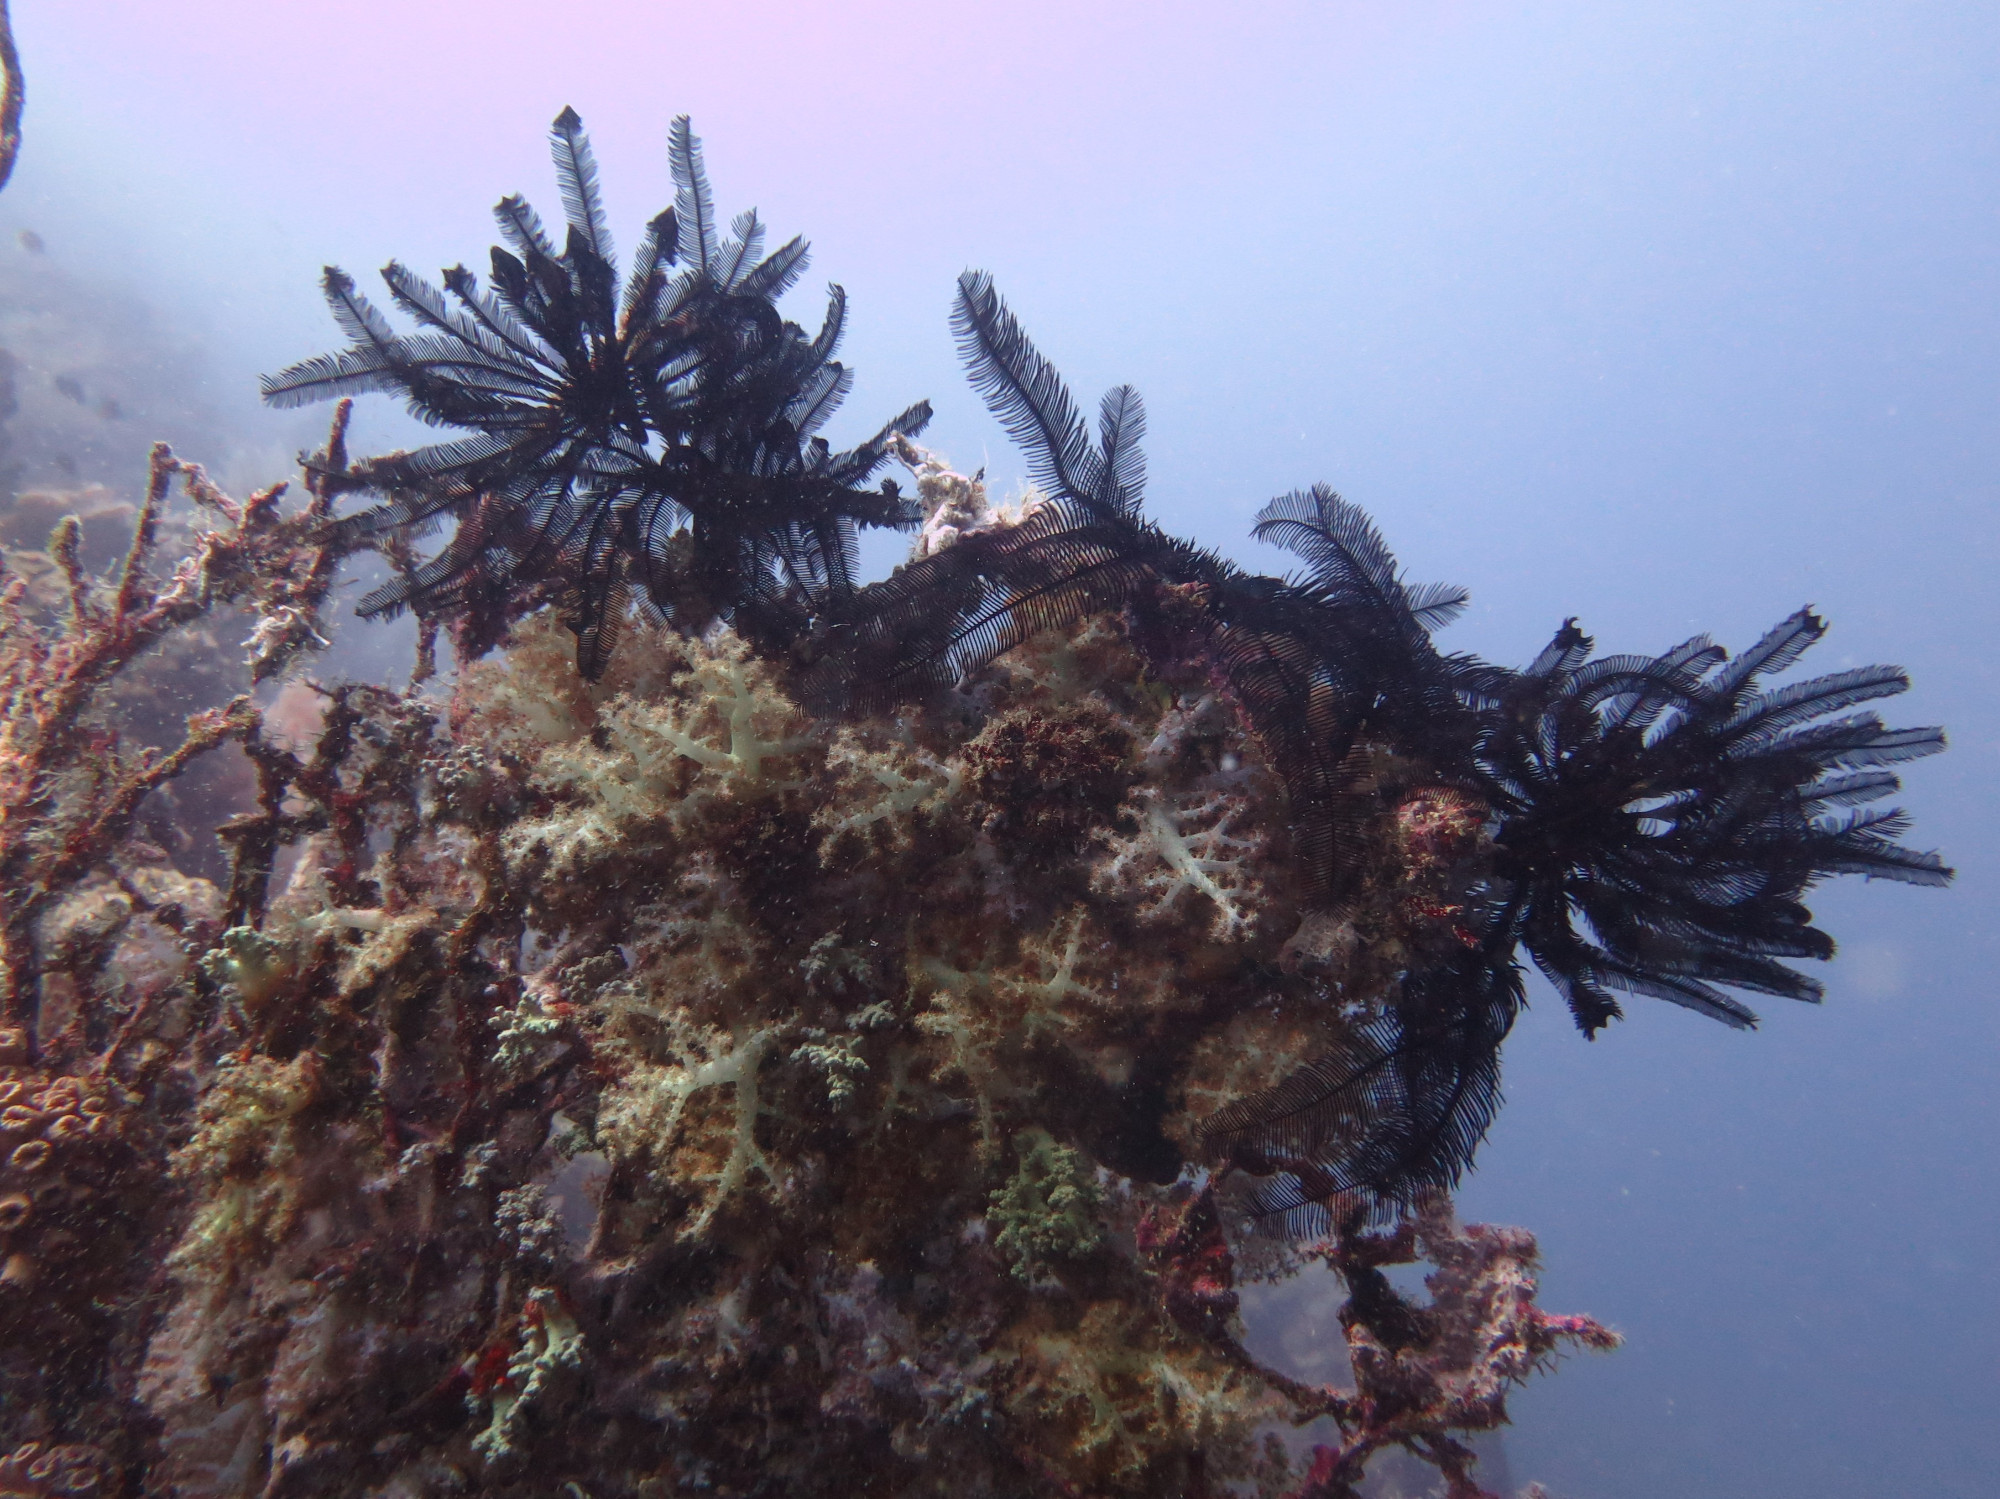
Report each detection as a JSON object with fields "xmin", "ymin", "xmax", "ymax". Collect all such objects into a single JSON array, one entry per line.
[
  {"xmin": 1201, "ymin": 949, "xmax": 1524, "ymax": 1227},
  {"xmin": 799, "ymin": 272, "xmax": 1242, "ymax": 716}
]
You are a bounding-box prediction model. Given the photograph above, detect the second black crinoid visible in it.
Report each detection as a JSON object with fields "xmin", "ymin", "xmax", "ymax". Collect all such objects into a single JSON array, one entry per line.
[{"xmin": 810, "ymin": 269, "xmax": 1951, "ymax": 1225}]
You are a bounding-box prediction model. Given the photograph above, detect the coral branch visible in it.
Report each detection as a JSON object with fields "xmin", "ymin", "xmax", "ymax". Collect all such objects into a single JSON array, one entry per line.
[
  {"xmin": 1286, "ymin": 1201, "xmax": 1620, "ymax": 1498},
  {"xmin": 0, "ymin": 415, "xmax": 354, "ymax": 1040},
  {"xmin": 0, "ymin": 0, "xmax": 21, "ymax": 194}
]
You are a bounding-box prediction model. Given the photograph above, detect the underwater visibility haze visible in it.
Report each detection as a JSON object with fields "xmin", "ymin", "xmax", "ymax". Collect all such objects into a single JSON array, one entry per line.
[{"xmin": 0, "ymin": 3, "xmax": 1994, "ymax": 1497}]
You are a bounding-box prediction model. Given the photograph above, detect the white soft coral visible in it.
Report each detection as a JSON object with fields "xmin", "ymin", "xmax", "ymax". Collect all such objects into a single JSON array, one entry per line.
[
  {"xmin": 646, "ymin": 631, "xmax": 812, "ymax": 788},
  {"xmin": 911, "ymin": 949, "xmax": 1007, "ymax": 1151},
  {"xmin": 815, "ymin": 728, "xmax": 961, "ymax": 856},
  {"xmin": 501, "ymin": 630, "xmax": 812, "ymax": 875},
  {"xmin": 598, "ymin": 1019, "xmax": 780, "ymax": 1238},
  {"xmin": 1093, "ymin": 786, "xmax": 1266, "ymax": 941}
]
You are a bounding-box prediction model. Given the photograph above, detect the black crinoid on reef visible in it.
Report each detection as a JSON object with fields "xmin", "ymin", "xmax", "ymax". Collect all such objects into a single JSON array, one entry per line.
[
  {"xmin": 263, "ymin": 107, "xmax": 930, "ymax": 674},
  {"xmin": 815, "ymin": 269, "xmax": 1951, "ymax": 1227},
  {"xmin": 1203, "ymin": 603, "xmax": 1952, "ymax": 1226}
]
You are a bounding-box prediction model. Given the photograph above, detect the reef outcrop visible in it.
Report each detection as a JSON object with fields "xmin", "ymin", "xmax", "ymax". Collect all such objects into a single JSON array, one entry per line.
[{"xmin": 0, "ymin": 444, "xmax": 1619, "ymax": 1496}]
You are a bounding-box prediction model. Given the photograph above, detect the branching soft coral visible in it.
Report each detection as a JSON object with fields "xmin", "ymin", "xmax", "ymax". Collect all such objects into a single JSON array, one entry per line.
[
  {"xmin": 1009, "ymin": 909, "xmax": 1101, "ymax": 1034},
  {"xmin": 912, "ymin": 948, "xmax": 1010, "ymax": 1150},
  {"xmin": 647, "ymin": 630, "xmax": 814, "ymax": 789},
  {"xmin": 1004, "ymin": 1302, "xmax": 1287, "ymax": 1492},
  {"xmin": 0, "ymin": 401, "xmax": 1795, "ymax": 1495},
  {"xmin": 1095, "ymin": 786, "xmax": 1268, "ymax": 941},
  {"xmin": 815, "ymin": 728, "xmax": 961, "ymax": 858},
  {"xmin": 165, "ymin": 1054, "xmax": 318, "ymax": 1276},
  {"xmin": 597, "ymin": 1020, "xmax": 781, "ymax": 1238},
  {"xmin": 501, "ymin": 630, "xmax": 811, "ymax": 876}
]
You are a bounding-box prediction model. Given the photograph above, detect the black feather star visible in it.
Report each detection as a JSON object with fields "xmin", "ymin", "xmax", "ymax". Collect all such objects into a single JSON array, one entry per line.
[
  {"xmin": 263, "ymin": 108, "xmax": 930, "ymax": 675},
  {"xmin": 1475, "ymin": 607, "xmax": 1950, "ymax": 1034},
  {"xmin": 801, "ymin": 270, "xmax": 1192, "ymax": 710},
  {"xmin": 1203, "ymin": 606, "xmax": 1950, "ymax": 1225},
  {"xmin": 809, "ymin": 276, "xmax": 1485, "ymax": 904},
  {"xmin": 1200, "ymin": 949, "xmax": 1523, "ymax": 1231}
]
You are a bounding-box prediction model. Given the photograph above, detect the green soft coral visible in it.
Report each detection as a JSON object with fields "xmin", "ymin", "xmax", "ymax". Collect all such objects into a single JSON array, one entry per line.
[
  {"xmin": 469, "ymin": 1287, "xmax": 586, "ymax": 1464},
  {"xmin": 989, "ymin": 1128, "xmax": 1104, "ymax": 1282}
]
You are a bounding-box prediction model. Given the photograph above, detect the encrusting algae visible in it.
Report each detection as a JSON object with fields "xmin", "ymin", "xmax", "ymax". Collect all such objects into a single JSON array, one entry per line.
[{"xmin": 0, "ymin": 104, "xmax": 1948, "ymax": 1498}]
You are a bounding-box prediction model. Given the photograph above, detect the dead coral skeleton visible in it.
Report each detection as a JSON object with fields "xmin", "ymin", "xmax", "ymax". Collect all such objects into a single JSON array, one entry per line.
[
  {"xmin": 890, "ymin": 433, "xmax": 1041, "ymax": 560},
  {"xmin": 0, "ymin": 410, "xmax": 355, "ymax": 1041},
  {"xmin": 1284, "ymin": 1200, "xmax": 1621, "ymax": 1499}
]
